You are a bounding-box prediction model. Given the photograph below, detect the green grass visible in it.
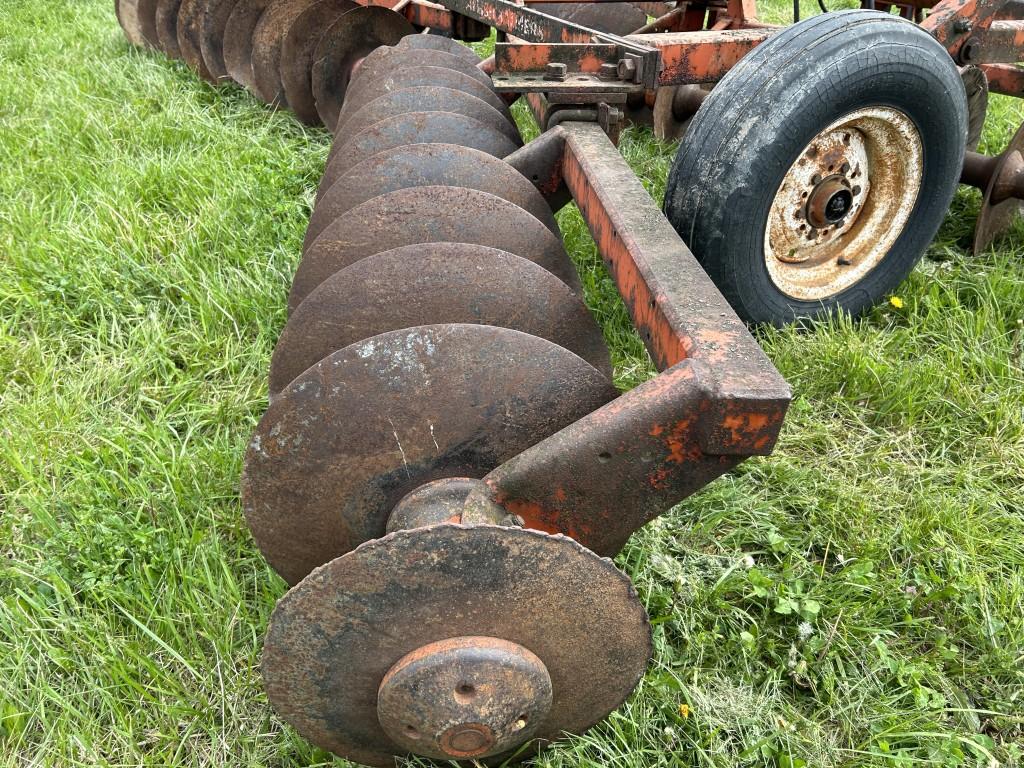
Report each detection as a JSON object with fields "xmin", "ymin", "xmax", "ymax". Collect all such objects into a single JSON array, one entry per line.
[{"xmin": 1, "ymin": 1, "xmax": 1023, "ymax": 766}]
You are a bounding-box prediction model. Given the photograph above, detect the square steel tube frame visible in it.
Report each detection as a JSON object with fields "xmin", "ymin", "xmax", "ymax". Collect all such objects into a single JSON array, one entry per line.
[{"xmin": 464, "ymin": 122, "xmax": 792, "ymax": 558}]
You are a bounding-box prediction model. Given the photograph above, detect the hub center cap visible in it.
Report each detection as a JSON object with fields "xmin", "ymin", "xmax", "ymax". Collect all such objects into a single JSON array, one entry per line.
[{"xmin": 377, "ymin": 636, "xmax": 553, "ymax": 760}]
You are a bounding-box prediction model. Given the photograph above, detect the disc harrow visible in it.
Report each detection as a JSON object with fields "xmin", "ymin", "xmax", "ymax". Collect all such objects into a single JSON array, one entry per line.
[{"xmin": 110, "ymin": 0, "xmax": 1024, "ymax": 762}]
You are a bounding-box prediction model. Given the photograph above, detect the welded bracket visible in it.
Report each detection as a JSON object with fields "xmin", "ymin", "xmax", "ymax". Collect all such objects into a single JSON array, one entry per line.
[{"xmin": 468, "ymin": 122, "xmax": 792, "ymax": 556}]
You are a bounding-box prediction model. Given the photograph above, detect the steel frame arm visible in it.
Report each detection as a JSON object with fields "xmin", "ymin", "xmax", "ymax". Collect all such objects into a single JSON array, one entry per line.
[{"xmin": 470, "ymin": 123, "xmax": 791, "ymax": 556}]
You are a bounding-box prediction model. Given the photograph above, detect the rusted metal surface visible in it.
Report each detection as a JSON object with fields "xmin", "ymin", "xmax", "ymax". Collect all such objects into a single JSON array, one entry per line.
[
  {"xmin": 333, "ymin": 85, "xmax": 520, "ymax": 144},
  {"xmin": 295, "ymin": 186, "xmax": 579, "ymax": 307},
  {"xmin": 398, "ymin": 32, "xmax": 484, "ymax": 63},
  {"xmin": 340, "ymin": 63, "xmax": 511, "ymax": 124},
  {"xmin": 317, "ymin": 111, "xmax": 518, "ymax": 200},
  {"xmin": 763, "ymin": 107, "xmax": 923, "ymax": 301},
  {"xmin": 377, "ymin": 636, "xmax": 552, "ymax": 759},
  {"xmin": 338, "ymin": 45, "xmax": 495, "ymax": 120},
  {"xmin": 462, "ymin": 122, "xmax": 789, "ymax": 556},
  {"xmin": 155, "ymin": 0, "xmax": 184, "ymax": 58},
  {"xmin": 176, "ymin": 0, "xmax": 216, "ymax": 81},
  {"xmin": 964, "ymin": 120, "xmax": 1024, "ymax": 252},
  {"xmin": 198, "ymin": 0, "xmax": 243, "ymax": 80},
  {"xmin": 526, "ymin": 1, "xmax": 646, "ymax": 36},
  {"xmin": 630, "ymin": 29, "xmax": 771, "ymax": 85},
  {"xmin": 223, "ymin": 0, "xmax": 269, "ymax": 89},
  {"xmin": 307, "ymin": 143, "xmax": 557, "ymax": 251},
  {"xmin": 250, "ymin": 0, "xmax": 321, "ymax": 105},
  {"xmin": 115, "ymin": 0, "xmax": 157, "ymax": 48},
  {"xmin": 311, "ymin": 5, "xmax": 414, "ymax": 131},
  {"xmin": 261, "ymin": 524, "xmax": 651, "ymax": 764},
  {"xmin": 385, "ymin": 477, "xmax": 502, "ymax": 531},
  {"xmin": 271, "ymin": 243, "xmax": 611, "ymax": 393},
  {"xmin": 280, "ymin": 0, "xmax": 359, "ymax": 123},
  {"xmin": 921, "ymin": 0, "xmax": 1008, "ymax": 58},
  {"xmin": 242, "ymin": 325, "xmax": 616, "ymax": 583},
  {"xmin": 504, "ymin": 125, "xmax": 571, "ymax": 209},
  {"xmin": 982, "ymin": 62, "xmax": 1024, "ymax": 94}
]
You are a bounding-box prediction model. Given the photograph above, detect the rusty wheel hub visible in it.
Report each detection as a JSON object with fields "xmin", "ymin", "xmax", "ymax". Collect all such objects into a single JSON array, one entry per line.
[
  {"xmin": 377, "ymin": 636, "xmax": 552, "ymax": 759},
  {"xmin": 764, "ymin": 107, "xmax": 923, "ymax": 301}
]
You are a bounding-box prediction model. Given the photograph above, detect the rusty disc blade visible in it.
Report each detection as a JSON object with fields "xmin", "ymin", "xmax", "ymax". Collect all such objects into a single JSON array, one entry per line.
[
  {"xmin": 271, "ymin": 244, "xmax": 610, "ymax": 393},
  {"xmin": 317, "ymin": 111, "xmax": 518, "ymax": 203},
  {"xmin": 176, "ymin": 0, "xmax": 216, "ymax": 81},
  {"xmin": 116, "ymin": 0, "xmax": 158, "ymax": 47},
  {"xmin": 306, "ymin": 143, "xmax": 558, "ymax": 252},
  {"xmin": 279, "ymin": 0, "xmax": 358, "ymax": 124},
  {"xmin": 262, "ymin": 524, "xmax": 651, "ymax": 766},
  {"xmin": 397, "ymin": 33, "xmax": 481, "ymax": 66},
  {"xmin": 198, "ymin": 0, "xmax": 243, "ymax": 80},
  {"xmin": 974, "ymin": 121, "xmax": 1024, "ymax": 254},
  {"xmin": 293, "ymin": 186, "xmax": 579, "ymax": 311},
  {"xmin": 155, "ymin": 0, "xmax": 183, "ymax": 57},
  {"xmin": 250, "ymin": 0, "xmax": 319, "ymax": 105},
  {"xmin": 114, "ymin": 0, "xmax": 140, "ymax": 47},
  {"xmin": 343, "ymin": 45, "xmax": 495, "ymax": 113},
  {"xmin": 337, "ymin": 63, "xmax": 509, "ymax": 135},
  {"xmin": 243, "ymin": 324, "xmax": 617, "ymax": 584},
  {"xmin": 335, "ymin": 86, "xmax": 520, "ymax": 148},
  {"xmin": 223, "ymin": 0, "xmax": 270, "ymax": 89},
  {"xmin": 311, "ymin": 5, "xmax": 414, "ymax": 132}
]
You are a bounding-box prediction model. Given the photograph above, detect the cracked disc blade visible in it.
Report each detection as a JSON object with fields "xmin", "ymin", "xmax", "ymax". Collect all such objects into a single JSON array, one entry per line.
[
  {"xmin": 263, "ymin": 524, "xmax": 651, "ymax": 766},
  {"xmin": 271, "ymin": 243, "xmax": 611, "ymax": 393},
  {"xmin": 242, "ymin": 324, "xmax": 617, "ymax": 584},
  {"xmin": 293, "ymin": 186, "xmax": 579, "ymax": 311}
]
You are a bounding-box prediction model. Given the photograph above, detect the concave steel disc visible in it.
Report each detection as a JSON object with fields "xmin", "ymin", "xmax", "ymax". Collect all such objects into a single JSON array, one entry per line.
[
  {"xmin": 974, "ymin": 120, "xmax": 1024, "ymax": 254},
  {"xmin": 250, "ymin": 0, "xmax": 319, "ymax": 105},
  {"xmin": 114, "ymin": 0, "xmax": 139, "ymax": 47},
  {"xmin": 270, "ymin": 244, "xmax": 611, "ymax": 394},
  {"xmin": 336, "ymin": 63, "xmax": 510, "ymax": 134},
  {"xmin": 311, "ymin": 5, "xmax": 414, "ymax": 132},
  {"xmin": 116, "ymin": 0, "xmax": 157, "ymax": 47},
  {"xmin": 154, "ymin": 0, "xmax": 183, "ymax": 57},
  {"xmin": 262, "ymin": 524, "xmax": 652, "ymax": 767},
  {"xmin": 293, "ymin": 186, "xmax": 579, "ymax": 311},
  {"xmin": 242, "ymin": 324, "xmax": 617, "ymax": 584},
  {"xmin": 305, "ymin": 143, "xmax": 558, "ymax": 251},
  {"xmin": 960, "ymin": 65, "xmax": 988, "ymax": 153},
  {"xmin": 176, "ymin": 0, "xmax": 216, "ymax": 81},
  {"xmin": 335, "ymin": 86, "xmax": 520, "ymax": 148},
  {"xmin": 279, "ymin": 0, "xmax": 358, "ymax": 124},
  {"xmin": 398, "ymin": 32, "xmax": 482, "ymax": 66},
  {"xmin": 317, "ymin": 112, "xmax": 518, "ymax": 203},
  {"xmin": 198, "ymin": 0, "xmax": 244, "ymax": 80},
  {"xmin": 223, "ymin": 0, "xmax": 270, "ymax": 89},
  {"xmin": 342, "ymin": 45, "xmax": 496, "ymax": 114}
]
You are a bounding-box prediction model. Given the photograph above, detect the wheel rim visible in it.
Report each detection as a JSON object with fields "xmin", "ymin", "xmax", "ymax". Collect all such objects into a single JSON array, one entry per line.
[{"xmin": 763, "ymin": 107, "xmax": 923, "ymax": 302}]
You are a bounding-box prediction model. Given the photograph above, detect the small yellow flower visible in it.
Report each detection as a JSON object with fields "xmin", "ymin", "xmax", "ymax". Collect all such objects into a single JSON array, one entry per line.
[
  {"xmin": 678, "ymin": 704, "xmax": 690, "ymax": 719},
  {"xmin": 889, "ymin": 296, "xmax": 904, "ymax": 309}
]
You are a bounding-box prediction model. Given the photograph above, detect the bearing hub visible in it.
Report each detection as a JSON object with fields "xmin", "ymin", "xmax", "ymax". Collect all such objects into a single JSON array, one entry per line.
[{"xmin": 377, "ymin": 636, "xmax": 552, "ymax": 760}]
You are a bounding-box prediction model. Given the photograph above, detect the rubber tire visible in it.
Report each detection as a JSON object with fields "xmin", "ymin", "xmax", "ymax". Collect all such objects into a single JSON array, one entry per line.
[{"xmin": 663, "ymin": 10, "xmax": 967, "ymax": 326}]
